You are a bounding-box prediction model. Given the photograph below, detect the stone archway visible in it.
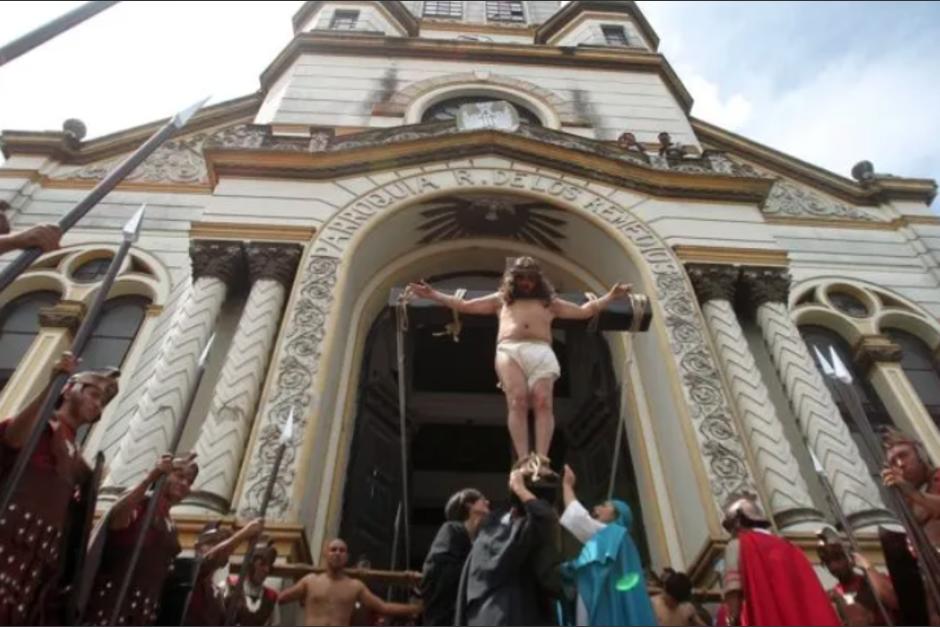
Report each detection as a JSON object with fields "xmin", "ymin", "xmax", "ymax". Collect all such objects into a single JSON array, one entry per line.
[{"xmin": 235, "ymin": 158, "xmax": 758, "ymax": 566}]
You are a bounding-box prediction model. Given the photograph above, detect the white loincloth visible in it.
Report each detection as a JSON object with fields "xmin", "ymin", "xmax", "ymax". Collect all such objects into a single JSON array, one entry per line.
[{"xmin": 497, "ymin": 339, "xmax": 561, "ymax": 390}]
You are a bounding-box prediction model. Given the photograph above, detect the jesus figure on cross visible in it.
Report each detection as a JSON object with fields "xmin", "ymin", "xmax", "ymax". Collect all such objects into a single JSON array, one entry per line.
[{"xmin": 408, "ymin": 256, "xmax": 631, "ymax": 480}]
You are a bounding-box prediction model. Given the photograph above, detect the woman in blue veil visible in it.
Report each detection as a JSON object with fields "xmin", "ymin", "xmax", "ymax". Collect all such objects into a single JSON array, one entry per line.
[{"xmin": 559, "ymin": 465, "xmax": 655, "ymax": 626}]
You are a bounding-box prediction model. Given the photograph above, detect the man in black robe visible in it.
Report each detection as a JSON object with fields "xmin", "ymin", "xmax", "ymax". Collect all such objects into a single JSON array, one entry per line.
[
  {"xmin": 455, "ymin": 469, "xmax": 562, "ymax": 626},
  {"xmin": 421, "ymin": 488, "xmax": 490, "ymax": 626}
]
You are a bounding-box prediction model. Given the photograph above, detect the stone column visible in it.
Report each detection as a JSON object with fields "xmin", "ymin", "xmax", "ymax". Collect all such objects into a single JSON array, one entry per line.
[
  {"xmin": 743, "ymin": 268, "xmax": 891, "ymax": 528},
  {"xmin": 689, "ymin": 265, "xmax": 823, "ymax": 529},
  {"xmin": 105, "ymin": 241, "xmax": 244, "ymax": 489},
  {"xmin": 181, "ymin": 243, "xmax": 301, "ymax": 514}
]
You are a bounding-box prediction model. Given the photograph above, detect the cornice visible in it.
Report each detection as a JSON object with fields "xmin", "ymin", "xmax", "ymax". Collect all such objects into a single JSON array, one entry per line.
[
  {"xmin": 205, "ymin": 128, "xmax": 773, "ymax": 203},
  {"xmin": 0, "ymin": 93, "xmax": 262, "ymax": 164},
  {"xmin": 693, "ymin": 117, "xmax": 937, "ymax": 206}
]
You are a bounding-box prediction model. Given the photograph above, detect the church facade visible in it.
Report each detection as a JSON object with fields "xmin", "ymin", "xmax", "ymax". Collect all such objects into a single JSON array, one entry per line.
[{"xmin": 1, "ymin": 0, "xmax": 938, "ymax": 595}]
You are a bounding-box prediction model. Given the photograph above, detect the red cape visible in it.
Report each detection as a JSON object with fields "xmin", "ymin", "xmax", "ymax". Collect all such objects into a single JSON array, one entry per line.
[{"xmin": 739, "ymin": 531, "xmax": 840, "ymax": 626}]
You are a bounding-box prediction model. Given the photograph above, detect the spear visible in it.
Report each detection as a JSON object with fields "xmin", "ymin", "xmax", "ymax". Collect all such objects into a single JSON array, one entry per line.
[
  {"xmin": 0, "ymin": 1, "xmax": 120, "ymax": 66},
  {"xmin": 0, "ymin": 204, "xmax": 144, "ymax": 519},
  {"xmin": 813, "ymin": 347, "xmax": 940, "ymax": 610},
  {"xmin": 108, "ymin": 333, "xmax": 215, "ymax": 625},
  {"xmin": 224, "ymin": 407, "xmax": 294, "ymax": 625},
  {"xmin": 0, "ymin": 95, "xmax": 208, "ymax": 295}
]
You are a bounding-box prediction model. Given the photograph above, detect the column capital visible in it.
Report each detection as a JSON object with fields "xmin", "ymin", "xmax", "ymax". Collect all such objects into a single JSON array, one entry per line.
[
  {"xmin": 687, "ymin": 264, "xmax": 739, "ymax": 303},
  {"xmin": 854, "ymin": 334, "xmax": 903, "ymax": 376},
  {"xmin": 38, "ymin": 300, "xmax": 86, "ymax": 335},
  {"xmin": 741, "ymin": 266, "xmax": 791, "ymax": 310},
  {"xmin": 190, "ymin": 240, "xmax": 245, "ymax": 286},
  {"xmin": 246, "ymin": 242, "xmax": 303, "ymax": 287}
]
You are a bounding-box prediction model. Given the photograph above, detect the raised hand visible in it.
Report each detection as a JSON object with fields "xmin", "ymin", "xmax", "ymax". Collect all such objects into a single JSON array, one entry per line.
[
  {"xmin": 563, "ymin": 464, "xmax": 576, "ymax": 489},
  {"xmin": 607, "ymin": 282, "xmax": 633, "ymax": 299},
  {"xmin": 153, "ymin": 453, "xmax": 174, "ymax": 479},
  {"xmin": 243, "ymin": 518, "xmax": 265, "ymax": 538},
  {"xmin": 407, "ymin": 280, "xmax": 435, "ymax": 300},
  {"xmin": 52, "ymin": 351, "xmax": 80, "ymax": 378},
  {"xmin": 881, "ymin": 465, "xmax": 914, "ymax": 494}
]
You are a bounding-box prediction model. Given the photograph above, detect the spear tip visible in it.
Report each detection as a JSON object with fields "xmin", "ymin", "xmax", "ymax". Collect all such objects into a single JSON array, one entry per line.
[
  {"xmin": 280, "ymin": 406, "xmax": 295, "ymax": 444},
  {"xmin": 122, "ymin": 204, "xmax": 145, "ymax": 243},
  {"xmin": 198, "ymin": 334, "xmax": 215, "ymax": 368},
  {"xmin": 829, "ymin": 346, "xmax": 854, "ymax": 384},
  {"xmin": 812, "ymin": 345, "xmax": 834, "ymax": 376},
  {"xmin": 170, "ymin": 95, "xmax": 211, "ymax": 129}
]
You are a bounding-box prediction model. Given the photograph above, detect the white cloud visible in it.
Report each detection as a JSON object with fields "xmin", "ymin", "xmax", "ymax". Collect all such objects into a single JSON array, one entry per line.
[{"xmin": 682, "ymin": 71, "xmax": 753, "ymax": 131}]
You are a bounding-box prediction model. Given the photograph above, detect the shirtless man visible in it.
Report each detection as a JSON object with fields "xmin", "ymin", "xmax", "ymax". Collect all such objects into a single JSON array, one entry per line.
[
  {"xmin": 278, "ymin": 538, "xmax": 421, "ymax": 626},
  {"xmin": 409, "ymin": 256, "xmax": 631, "ymax": 472}
]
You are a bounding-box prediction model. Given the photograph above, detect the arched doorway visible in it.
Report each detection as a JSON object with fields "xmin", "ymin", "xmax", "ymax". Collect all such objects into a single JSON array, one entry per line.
[{"xmin": 338, "ymin": 270, "xmax": 649, "ymax": 571}]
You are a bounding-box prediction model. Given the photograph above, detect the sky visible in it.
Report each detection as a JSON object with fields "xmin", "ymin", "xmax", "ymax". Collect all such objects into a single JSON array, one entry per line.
[{"xmin": 1, "ymin": 1, "xmax": 938, "ymax": 187}]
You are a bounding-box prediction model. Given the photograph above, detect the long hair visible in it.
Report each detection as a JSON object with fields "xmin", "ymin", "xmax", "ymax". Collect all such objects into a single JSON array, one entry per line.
[{"xmin": 499, "ymin": 256, "xmax": 556, "ymax": 307}]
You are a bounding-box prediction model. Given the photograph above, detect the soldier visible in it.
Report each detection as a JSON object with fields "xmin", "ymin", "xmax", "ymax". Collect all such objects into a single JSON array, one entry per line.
[
  {"xmin": 225, "ymin": 537, "xmax": 281, "ymax": 626},
  {"xmin": 881, "ymin": 427, "xmax": 940, "ymax": 547},
  {"xmin": 0, "ymin": 352, "xmax": 118, "ymax": 624},
  {"xmin": 82, "ymin": 453, "xmax": 198, "ymax": 626},
  {"xmin": 721, "ymin": 495, "xmax": 838, "ymax": 626}
]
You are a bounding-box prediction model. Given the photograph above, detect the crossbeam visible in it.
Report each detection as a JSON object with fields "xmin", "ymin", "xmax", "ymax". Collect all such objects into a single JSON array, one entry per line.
[{"xmin": 388, "ymin": 288, "xmax": 653, "ymax": 332}]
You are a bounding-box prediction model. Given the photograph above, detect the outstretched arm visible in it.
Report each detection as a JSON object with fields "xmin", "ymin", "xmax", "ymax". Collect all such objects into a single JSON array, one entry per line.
[
  {"xmin": 277, "ymin": 576, "xmax": 308, "ymax": 605},
  {"xmin": 561, "ymin": 464, "xmax": 577, "ymax": 508},
  {"xmin": 0, "ymin": 224, "xmax": 61, "ymax": 256},
  {"xmin": 358, "ymin": 581, "xmax": 421, "ymax": 618},
  {"xmin": 407, "ymin": 281, "xmax": 501, "ymax": 315},
  {"xmin": 203, "ymin": 519, "xmax": 264, "ymax": 566},
  {"xmin": 551, "ymin": 283, "xmax": 632, "ymax": 320}
]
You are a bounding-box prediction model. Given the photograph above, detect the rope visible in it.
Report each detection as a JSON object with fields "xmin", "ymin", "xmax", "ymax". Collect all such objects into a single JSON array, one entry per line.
[
  {"xmin": 607, "ymin": 337, "xmax": 635, "ymax": 502},
  {"xmin": 432, "ymin": 288, "xmax": 467, "ymax": 342},
  {"xmin": 585, "ymin": 292, "xmax": 600, "ymax": 333},
  {"xmin": 394, "ymin": 291, "xmax": 412, "ymax": 569}
]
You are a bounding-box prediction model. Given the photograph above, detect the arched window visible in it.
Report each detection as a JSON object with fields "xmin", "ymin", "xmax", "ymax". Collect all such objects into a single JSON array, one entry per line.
[
  {"xmin": 80, "ymin": 295, "xmax": 149, "ymax": 372},
  {"xmin": 421, "ymin": 96, "xmax": 542, "ymax": 125},
  {"xmin": 801, "ymin": 325, "xmax": 893, "ymax": 466},
  {"xmin": 884, "ymin": 328, "xmax": 940, "ymax": 428},
  {"xmin": 0, "ymin": 291, "xmax": 60, "ymax": 392}
]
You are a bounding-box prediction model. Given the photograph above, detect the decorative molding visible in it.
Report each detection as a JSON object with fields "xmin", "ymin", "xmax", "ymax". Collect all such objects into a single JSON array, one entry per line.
[
  {"xmin": 38, "ymin": 300, "xmax": 86, "ymax": 334},
  {"xmin": 206, "ymin": 126, "xmax": 775, "ymax": 203},
  {"xmin": 247, "ymin": 243, "xmax": 303, "ymax": 286},
  {"xmin": 687, "ymin": 264, "xmax": 739, "ymax": 304},
  {"xmin": 418, "ymin": 19, "xmax": 536, "ymax": 36},
  {"xmin": 238, "ymin": 255, "xmax": 340, "ymax": 519},
  {"xmin": 764, "ymin": 180, "xmax": 879, "ymax": 221},
  {"xmin": 674, "ymin": 245, "xmax": 789, "ymax": 267},
  {"xmin": 190, "ymin": 240, "xmax": 245, "ymax": 286},
  {"xmin": 740, "ymin": 267, "xmax": 791, "ymax": 310},
  {"xmin": 144, "ymin": 304, "xmax": 164, "ymax": 317},
  {"xmin": 854, "ymin": 335, "xmax": 903, "ymax": 376},
  {"xmin": 189, "ymin": 221, "xmax": 316, "ymax": 243}
]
